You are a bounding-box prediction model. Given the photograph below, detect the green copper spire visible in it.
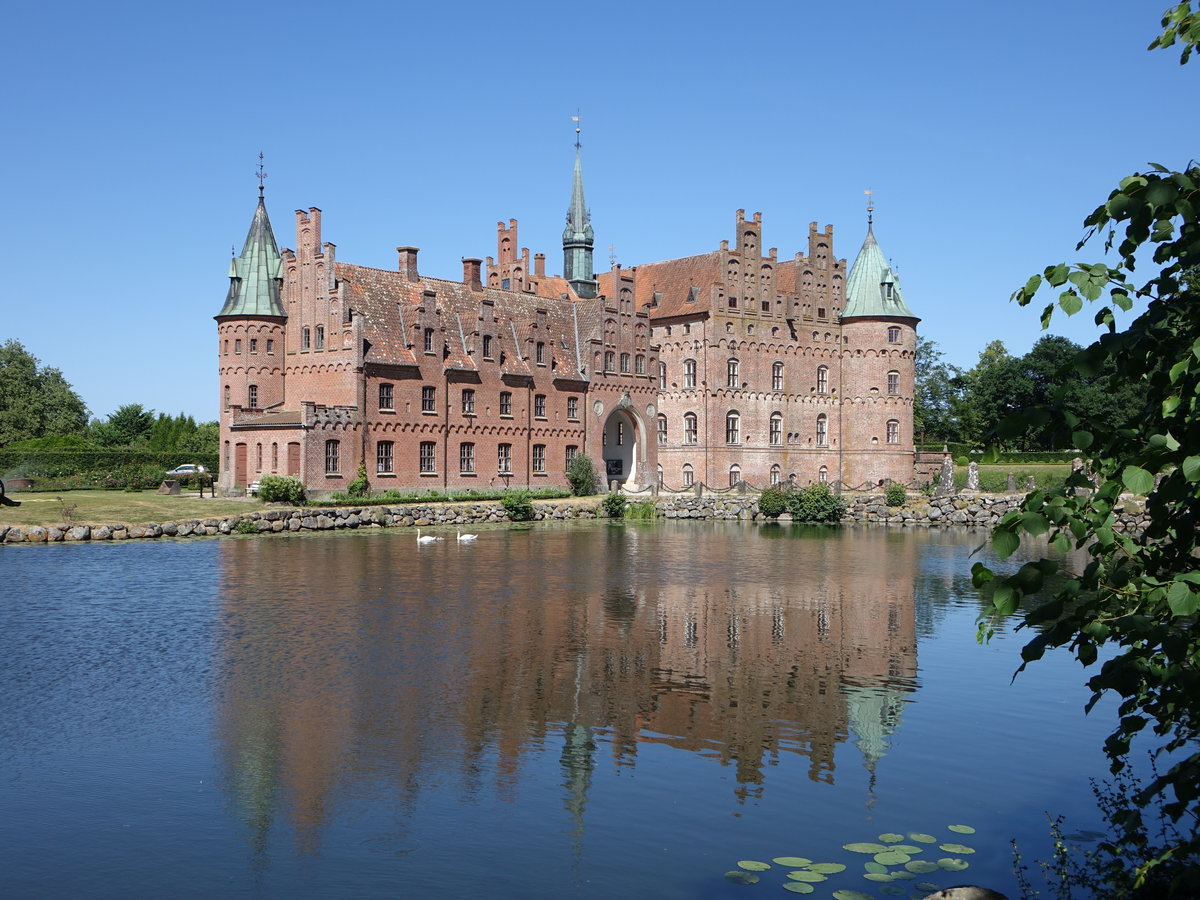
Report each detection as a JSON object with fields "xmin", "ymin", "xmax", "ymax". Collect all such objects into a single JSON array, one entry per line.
[
  {"xmin": 842, "ymin": 224, "xmax": 915, "ymax": 319},
  {"xmin": 562, "ymin": 128, "xmax": 597, "ymax": 299},
  {"xmin": 217, "ymin": 185, "xmax": 284, "ymax": 318}
]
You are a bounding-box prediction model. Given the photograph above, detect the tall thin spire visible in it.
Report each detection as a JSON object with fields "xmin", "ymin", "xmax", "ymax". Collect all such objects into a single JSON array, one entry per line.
[
  {"xmin": 217, "ymin": 161, "xmax": 284, "ymax": 318},
  {"xmin": 563, "ymin": 115, "xmax": 597, "ymax": 298}
]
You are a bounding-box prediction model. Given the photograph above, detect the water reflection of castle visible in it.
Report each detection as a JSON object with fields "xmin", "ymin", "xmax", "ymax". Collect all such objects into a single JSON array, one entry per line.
[{"xmin": 215, "ymin": 525, "xmax": 917, "ymax": 850}]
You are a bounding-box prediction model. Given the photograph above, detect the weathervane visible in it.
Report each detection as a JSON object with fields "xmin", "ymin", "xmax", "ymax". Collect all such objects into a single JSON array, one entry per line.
[
  {"xmin": 571, "ymin": 110, "xmax": 582, "ymax": 150},
  {"xmin": 257, "ymin": 152, "xmax": 268, "ymax": 196},
  {"xmin": 864, "ymin": 187, "xmax": 874, "ymax": 229},
  {"xmin": 608, "ymin": 244, "xmax": 617, "ymax": 268}
]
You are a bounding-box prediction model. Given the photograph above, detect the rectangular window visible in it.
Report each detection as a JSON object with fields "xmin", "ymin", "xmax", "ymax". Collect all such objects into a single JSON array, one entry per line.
[
  {"xmin": 816, "ymin": 417, "xmax": 828, "ymax": 447},
  {"xmin": 685, "ymin": 415, "xmax": 697, "ymax": 445},
  {"xmin": 325, "ymin": 439, "xmax": 340, "ymax": 475},
  {"xmin": 271, "ymin": 442, "xmax": 278, "ymax": 470},
  {"xmin": 497, "ymin": 443, "xmax": 512, "ymax": 474},
  {"xmin": 462, "ymin": 389, "xmax": 475, "ymax": 415},
  {"xmin": 483, "ymin": 334, "xmax": 493, "ymax": 359},
  {"xmin": 887, "ymin": 420, "xmax": 899, "ymax": 444},
  {"xmin": 424, "ymin": 328, "xmax": 435, "ymax": 353},
  {"xmin": 536, "ymin": 341, "xmax": 545, "ymax": 364},
  {"xmin": 683, "ymin": 467, "xmax": 694, "ymax": 487},
  {"xmin": 377, "ymin": 440, "xmax": 394, "ymax": 474},
  {"xmin": 635, "ymin": 355, "xmax": 645, "ymax": 374},
  {"xmin": 459, "ymin": 442, "xmax": 475, "ymax": 474},
  {"xmin": 249, "ymin": 339, "xmax": 258, "ymax": 354},
  {"xmin": 247, "ymin": 385, "xmax": 258, "ymax": 408},
  {"xmin": 315, "ymin": 325, "xmax": 325, "ymax": 349},
  {"xmin": 256, "ymin": 443, "xmax": 262, "ymax": 472},
  {"xmin": 726, "ymin": 415, "xmax": 739, "ymax": 444},
  {"xmin": 887, "ymin": 371, "xmax": 899, "ymax": 395},
  {"xmin": 235, "ymin": 339, "xmax": 242, "ymax": 354},
  {"xmin": 565, "ymin": 445, "xmax": 577, "ymax": 467},
  {"xmin": 532, "ymin": 444, "xmax": 545, "ymax": 474},
  {"xmin": 379, "ymin": 383, "xmax": 394, "ymax": 410},
  {"xmin": 770, "ymin": 416, "xmax": 782, "ymax": 445},
  {"xmin": 500, "ymin": 391, "xmax": 512, "ymax": 416},
  {"xmin": 301, "ymin": 328, "xmax": 310, "ymax": 350},
  {"xmin": 684, "ymin": 359, "xmax": 696, "ymax": 389},
  {"xmin": 422, "ymin": 386, "xmax": 435, "ymax": 413},
  {"xmin": 266, "ymin": 339, "xmax": 274, "ymax": 354},
  {"xmin": 657, "ymin": 416, "xmax": 667, "ymax": 445},
  {"xmin": 566, "ymin": 396, "xmax": 578, "ymax": 420},
  {"xmin": 534, "ymin": 394, "xmax": 546, "ymax": 419},
  {"xmin": 773, "ymin": 364, "xmax": 783, "ymax": 391},
  {"xmin": 604, "ymin": 351, "xmax": 615, "ymax": 372},
  {"xmin": 659, "ymin": 364, "xmax": 667, "ymax": 390},
  {"xmin": 620, "ymin": 353, "xmax": 630, "ymax": 373},
  {"xmin": 419, "ymin": 441, "xmax": 436, "ymax": 474}
]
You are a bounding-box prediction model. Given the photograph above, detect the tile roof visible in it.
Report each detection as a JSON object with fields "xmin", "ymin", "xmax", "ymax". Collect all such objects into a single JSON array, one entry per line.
[
  {"xmin": 609, "ymin": 252, "xmax": 723, "ymax": 320},
  {"xmin": 842, "ymin": 228, "xmax": 916, "ymax": 319}
]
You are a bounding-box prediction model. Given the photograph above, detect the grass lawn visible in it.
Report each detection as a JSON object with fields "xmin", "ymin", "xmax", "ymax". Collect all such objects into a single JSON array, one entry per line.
[
  {"xmin": 1, "ymin": 491, "xmax": 259, "ymax": 528},
  {"xmin": 952, "ymin": 464, "xmax": 1071, "ymax": 492}
]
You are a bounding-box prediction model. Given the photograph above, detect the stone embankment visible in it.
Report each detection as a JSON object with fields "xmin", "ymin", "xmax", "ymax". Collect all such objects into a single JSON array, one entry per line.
[{"xmin": 0, "ymin": 492, "xmax": 1147, "ymax": 544}]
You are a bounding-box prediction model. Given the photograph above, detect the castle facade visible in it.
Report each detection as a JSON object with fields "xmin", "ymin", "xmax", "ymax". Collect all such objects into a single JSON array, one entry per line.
[{"xmin": 216, "ymin": 150, "xmax": 918, "ymax": 496}]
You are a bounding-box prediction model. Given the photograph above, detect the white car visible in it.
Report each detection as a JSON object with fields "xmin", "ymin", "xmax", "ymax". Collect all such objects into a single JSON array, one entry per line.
[{"xmin": 165, "ymin": 464, "xmax": 208, "ymax": 478}]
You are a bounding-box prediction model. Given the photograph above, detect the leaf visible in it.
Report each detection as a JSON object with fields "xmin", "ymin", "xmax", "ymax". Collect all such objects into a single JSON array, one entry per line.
[
  {"xmin": 992, "ymin": 583, "xmax": 1019, "ymax": 616},
  {"xmin": 772, "ymin": 857, "xmax": 813, "ymax": 867},
  {"xmin": 844, "ymin": 843, "xmax": 888, "ymax": 854},
  {"xmin": 833, "ymin": 892, "xmax": 874, "ymax": 900},
  {"xmin": 808, "ymin": 863, "xmax": 847, "ymax": 874},
  {"xmin": 939, "ymin": 843, "xmax": 976, "ymax": 854},
  {"xmin": 947, "ymin": 825, "xmax": 976, "ymax": 834},
  {"xmin": 908, "ymin": 833, "xmax": 937, "ymax": 843},
  {"xmin": 937, "ymin": 858, "xmax": 971, "ymax": 872},
  {"xmin": 1183, "ymin": 456, "xmax": 1200, "ymax": 482},
  {"xmin": 1059, "ymin": 290, "xmax": 1084, "ymax": 315},
  {"xmin": 874, "ymin": 850, "xmax": 911, "ymax": 865},
  {"xmin": 1121, "ymin": 466, "xmax": 1154, "ymax": 495},
  {"xmin": 865, "ymin": 872, "xmax": 896, "ymax": 882},
  {"xmin": 738, "ymin": 860, "xmax": 772, "ymax": 871},
  {"xmin": 864, "ymin": 861, "xmax": 888, "ymax": 874},
  {"xmin": 785, "ymin": 871, "xmax": 826, "ymax": 882},
  {"xmin": 724, "ymin": 870, "xmax": 760, "ymax": 884},
  {"xmin": 878, "ymin": 833, "xmax": 905, "ymax": 843},
  {"xmin": 992, "ymin": 529, "xmax": 1020, "ymax": 559},
  {"xmin": 1167, "ymin": 581, "xmax": 1199, "ymax": 617},
  {"xmin": 1021, "ymin": 512, "xmax": 1049, "ymax": 537},
  {"xmin": 906, "ymin": 860, "xmax": 940, "ymax": 874},
  {"xmin": 782, "ymin": 883, "xmax": 814, "ymax": 894}
]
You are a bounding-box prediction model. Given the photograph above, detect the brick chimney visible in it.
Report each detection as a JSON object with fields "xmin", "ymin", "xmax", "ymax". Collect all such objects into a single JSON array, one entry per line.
[
  {"xmin": 534, "ymin": 253, "xmax": 545, "ymax": 277},
  {"xmin": 397, "ymin": 246, "xmax": 419, "ymax": 281},
  {"xmin": 462, "ymin": 257, "xmax": 483, "ymax": 291}
]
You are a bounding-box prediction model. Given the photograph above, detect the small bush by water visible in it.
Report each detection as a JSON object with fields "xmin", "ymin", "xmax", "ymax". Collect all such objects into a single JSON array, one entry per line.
[{"xmin": 602, "ymin": 492, "xmax": 627, "ymax": 518}]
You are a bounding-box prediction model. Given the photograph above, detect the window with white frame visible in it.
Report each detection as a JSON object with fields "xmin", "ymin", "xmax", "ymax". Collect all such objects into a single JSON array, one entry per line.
[
  {"xmin": 379, "ymin": 383, "xmax": 393, "ymax": 410},
  {"xmin": 769, "ymin": 412, "xmax": 782, "ymax": 446},
  {"xmin": 684, "ymin": 358, "xmax": 696, "ymax": 388},
  {"xmin": 377, "ymin": 440, "xmax": 394, "ymax": 474},
  {"xmin": 532, "ymin": 444, "xmax": 546, "ymax": 473},
  {"xmin": 462, "ymin": 389, "xmax": 475, "ymax": 415},
  {"xmin": 424, "ymin": 328, "xmax": 435, "ymax": 352},
  {"xmin": 657, "ymin": 414, "xmax": 667, "ymax": 445},
  {"xmin": 497, "ymin": 443, "xmax": 511, "ymax": 474},
  {"xmin": 565, "ymin": 445, "xmax": 578, "ymax": 466},
  {"xmin": 727, "ymin": 358, "xmax": 739, "ymax": 388},
  {"xmin": 816, "ymin": 414, "xmax": 828, "ymax": 446},
  {"xmin": 460, "ymin": 442, "xmax": 475, "ymax": 474},
  {"xmin": 770, "ymin": 464, "xmax": 781, "ymax": 485},
  {"xmin": 772, "ymin": 361, "xmax": 784, "ymax": 391},
  {"xmin": 620, "ymin": 352, "xmax": 630, "ymax": 373},
  {"xmin": 566, "ymin": 396, "xmax": 578, "ymax": 420},
  {"xmin": 659, "ymin": 362, "xmax": 667, "ymax": 390},
  {"xmin": 419, "ymin": 441, "xmax": 436, "ymax": 473},
  {"xmin": 683, "ymin": 464, "xmax": 694, "ymax": 486},
  {"xmin": 729, "ymin": 465, "xmax": 741, "ymax": 487},
  {"xmin": 684, "ymin": 412, "xmax": 697, "ymax": 444},
  {"xmin": 818, "ymin": 465, "xmax": 828, "ymax": 483},
  {"xmin": 887, "ymin": 419, "xmax": 900, "ymax": 443},
  {"xmin": 887, "ymin": 370, "xmax": 900, "ymax": 395},
  {"xmin": 604, "ymin": 351, "xmax": 615, "ymax": 371},
  {"xmin": 725, "ymin": 411, "xmax": 740, "ymax": 444},
  {"xmin": 817, "ymin": 365, "xmax": 829, "ymax": 394},
  {"xmin": 315, "ymin": 325, "xmax": 325, "ymax": 349},
  {"xmin": 422, "ymin": 386, "xmax": 435, "ymax": 412},
  {"xmin": 536, "ymin": 341, "xmax": 545, "ymax": 364},
  {"xmin": 534, "ymin": 394, "xmax": 546, "ymax": 418},
  {"xmin": 301, "ymin": 328, "xmax": 310, "ymax": 350},
  {"xmin": 482, "ymin": 334, "xmax": 492, "ymax": 359},
  {"xmin": 887, "ymin": 326, "xmax": 901, "ymax": 344},
  {"xmin": 500, "ymin": 391, "xmax": 512, "ymax": 416},
  {"xmin": 247, "ymin": 384, "xmax": 258, "ymax": 408}
]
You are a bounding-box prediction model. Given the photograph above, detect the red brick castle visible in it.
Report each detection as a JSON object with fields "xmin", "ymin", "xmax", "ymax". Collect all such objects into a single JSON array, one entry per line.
[{"xmin": 216, "ymin": 149, "xmax": 918, "ymax": 496}]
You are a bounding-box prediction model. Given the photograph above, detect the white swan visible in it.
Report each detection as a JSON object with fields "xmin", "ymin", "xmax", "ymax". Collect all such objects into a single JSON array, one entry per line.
[
  {"xmin": 417, "ymin": 528, "xmax": 440, "ymax": 544},
  {"xmin": 457, "ymin": 529, "xmax": 478, "ymax": 542}
]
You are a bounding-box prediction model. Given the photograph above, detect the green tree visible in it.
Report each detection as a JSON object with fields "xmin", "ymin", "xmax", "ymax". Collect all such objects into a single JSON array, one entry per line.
[
  {"xmin": 973, "ymin": 6, "xmax": 1200, "ymax": 892},
  {"xmin": 959, "ymin": 340, "xmax": 1026, "ymax": 447},
  {"xmin": 91, "ymin": 403, "xmax": 156, "ymax": 448},
  {"xmin": 913, "ymin": 337, "xmax": 966, "ymax": 444},
  {"xmin": 0, "ymin": 340, "xmax": 89, "ymax": 446}
]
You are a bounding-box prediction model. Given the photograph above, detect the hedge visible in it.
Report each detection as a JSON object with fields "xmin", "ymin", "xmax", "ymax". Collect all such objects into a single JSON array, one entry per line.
[{"xmin": 0, "ymin": 449, "xmax": 219, "ymax": 490}]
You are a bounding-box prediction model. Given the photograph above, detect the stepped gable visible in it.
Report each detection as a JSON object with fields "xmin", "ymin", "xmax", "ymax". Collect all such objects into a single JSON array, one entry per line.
[{"xmin": 604, "ymin": 253, "xmax": 721, "ymax": 319}]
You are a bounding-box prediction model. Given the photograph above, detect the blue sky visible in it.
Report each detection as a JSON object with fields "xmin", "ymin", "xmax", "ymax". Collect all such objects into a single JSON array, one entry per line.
[{"xmin": 3, "ymin": 0, "xmax": 1193, "ymax": 423}]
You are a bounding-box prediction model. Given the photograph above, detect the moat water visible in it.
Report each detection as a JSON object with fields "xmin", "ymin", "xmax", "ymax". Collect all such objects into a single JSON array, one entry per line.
[{"xmin": 1, "ymin": 521, "xmax": 1118, "ymax": 899}]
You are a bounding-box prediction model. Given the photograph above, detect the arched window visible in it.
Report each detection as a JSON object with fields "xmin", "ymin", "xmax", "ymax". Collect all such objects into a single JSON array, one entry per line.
[
  {"xmin": 886, "ymin": 419, "xmax": 900, "ymax": 444},
  {"xmin": 887, "ymin": 370, "xmax": 900, "ymax": 395},
  {"xmin": 729, "ymin": 464, "xmax": 741, "ymax": 487},
  {"xmin": 684, "ymin": 412, "xmax": 698, "ymax": 445},
  {"xmin": 247, "ymin": 384, "xmax": 258, "ymax": 408},
  {"xmin": 769, "ymin": 412, "xmax": 782, "ymax": 446},
  {"xmin": 770, "ymin": 464, "xmax": 781, "ymax": 485},
  {"xmin": 887, "ymin": 326, "xmax": 901, "ymax": 344},
  {"xmin": 817, "ymin": 365, "xmax": 829, "ymax": 394},
  {"xmin": 816, "ymin": 414, "xmax": 828, "ymax": 447},
  {"xmin": 682, "ymin": 464, "xmax": 694, "ymax": 486},
  {"xmin": 772, "ymin": 361, "xmax": 784, "ymax": 391},
  {"xmin": 684, "ymin": 358, "xmax": 697, "ymax": 389},
  {"xmin": 635, "ymin": 354, "xmax": 645, "ymax": 374},
  {"xmin": 620, "ymin": 352, "xmax": 630, "ymax": 373},
  {"xmin": 727, "ymin": 358, "xmax": 739, "ymax": 388},
  {"xmin": 657, "ymin": 414, "xmax": 667, "ymax": 445},
  {"xmin": 818, "ymin": 465, "xmax": 828, "ymax": 483},
  {"xmin": 659, "ymin": 362, "xmax": 667, "ymax": 390},
  {"xmin": 725, "ymin": 410, "xmax": 740, "ymax": 444}
]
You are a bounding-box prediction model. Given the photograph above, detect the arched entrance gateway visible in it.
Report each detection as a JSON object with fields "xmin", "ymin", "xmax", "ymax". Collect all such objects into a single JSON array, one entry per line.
[{"xmin": 600, "ymin": 397, "xmax": 648, "ymax": 491}]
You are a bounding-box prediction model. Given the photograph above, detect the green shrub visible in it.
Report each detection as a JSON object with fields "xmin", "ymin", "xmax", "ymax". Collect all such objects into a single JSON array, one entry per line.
[
  {"xmin": 788, "ymin": 483, "xmax": 847, "ymax": 523},
  {"xmin": 233, "ymin": 518, "xmax": 259, "ymax": 535},
  {"xmin": 601, "ymin": 491, "xmax": 627, "ymax": 518},
  {"xmin": 566, "ymin": 454, "xmax": 600, "ymax": 496},
  {"xmin": 626, "ymin": 499, "xmax": 657, "ymax": 520},
  {"xmin": 885, "ymin": 483, "xmax": 907, "ymax": 506},
  {"xmin": 500, "ymin": 489, "xmax": 535, "ymax": 521},
  {"xmin": 346, "ymin": 461, "xmax": 369, "ymax": 498},
  {"xmin": 258, "ymin": 475, "xmax": 305, "ymax": 504},
  {"xmin": 954, "ymin": 455, "xmax": 969, "ymax": 467},
  {"xmin": 758, "ymin": 485, "xmax": 792, "ymax": 518}
]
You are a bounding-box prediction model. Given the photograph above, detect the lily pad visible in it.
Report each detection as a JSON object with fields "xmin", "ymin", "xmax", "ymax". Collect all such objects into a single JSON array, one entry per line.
[
  {"xmin": 782, "ymin": 883, "xmax": 814, "ymax": 894},
  {"xmin": 808, "ymin": 863, "xmax": 847, "ymax": 874},
  {"xmin": 891, "ymin": 870, "xmax": 915, "ymax": 880},
  {"xmin": 833, "ymin": 892, "xmax": 874, "ymax": 900},
  {"xmin": 844, "ymin": 842, "xmax": 888, "ymax": 853},
  {"xmin": 908, "ymin": 833, "xmax": 937, "ymax": 843},
  {"xmin": 874, "ymin": 850, "xmax": 911, "ymax": 866},
  {"xmin": 786, "ymin": 871, "xmax": 826, "ymax": 883},
  {"xmin": 881, "ymin": 887, "xmax": 906, "ymax": 897},
  {"xmin": 947, "ymin": 824, "xmax": 976, "ymax": 834},
  {"xmin": 772, "ymin": 857, "xmax": 813, "ymax": 867},
  {"xmin": 879, "ymin": 832, "xmax": 905, "ymax": 843},
  {"xmin": 865, "ymin": 872, "xmax": 895, "ymax": 882},
  {"xmin": 865, "ymin": 861, "xmax": 888, "ymax": 874},
  {"xmin": 738, "ymin": 860, "xmax": 773, "ymax": 872},
  {"xmin": 939, "ymin": 843, "xmax": 976, "ymax": 855},
  {"xmin": 916, "ymin": 883, "xmax": 941, "ymax": 892},
  {"xmin": 905, "ymin": 860, "xmax": 940, "ymax": 874},
  {"xmin": 891, "ymin": 845, "xmax": 923, "ymax": 854},
  {"xmin": 938, "ymin": 858, "xmax": 971, "ymax": 872},
  {"xmin": 724, "ymin": 870, "xmax": 760, "ymax": 885}
]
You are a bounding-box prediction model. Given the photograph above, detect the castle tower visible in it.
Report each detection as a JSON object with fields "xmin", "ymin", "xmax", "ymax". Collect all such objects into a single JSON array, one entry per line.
[
  {"xmin": 839, "ymin": 215, "xmax": 919, "ymax": 486},
  {"xmin": 215, "ymin": 180, "xmax": 286, "ymax": 489},
  {"xmin": 562, "ymin": 139, "xmax": 597, "ymax": 299}
]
